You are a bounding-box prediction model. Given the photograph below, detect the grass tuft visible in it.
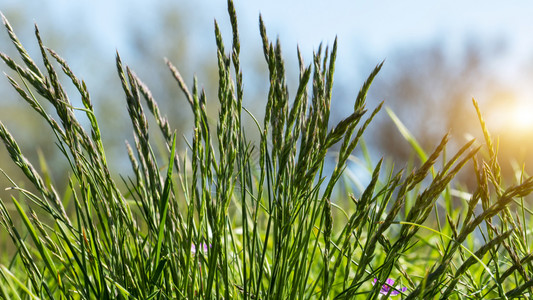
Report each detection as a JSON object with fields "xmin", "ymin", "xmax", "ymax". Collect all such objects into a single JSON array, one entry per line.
[{"xmin": 1, "ymin": 2, "xmax": 533, "ymax": 299}]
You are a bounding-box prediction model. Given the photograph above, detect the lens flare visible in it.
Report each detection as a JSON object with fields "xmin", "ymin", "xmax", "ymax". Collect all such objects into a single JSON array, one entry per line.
[
  {"xmin": 487, "ymin": 99, "xmax": 533, "ymax": 135},
  {"xmin": 508, "ymin": 104, "xmax": 533, "ymax": 130}
]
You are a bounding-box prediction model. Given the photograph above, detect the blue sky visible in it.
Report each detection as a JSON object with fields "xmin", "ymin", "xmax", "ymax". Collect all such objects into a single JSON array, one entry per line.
[
  {"xmin": 2, "ymin": 1, "xmax": 533, "ymax": 131},
  {"xmin": 3, "ymin": 1, "xmax": 530, "ymax": 73}
]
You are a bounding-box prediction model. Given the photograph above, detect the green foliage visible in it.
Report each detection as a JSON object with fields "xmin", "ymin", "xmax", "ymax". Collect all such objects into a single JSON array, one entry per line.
[{"xmin": 1, "ymin": 1, "xmax": 533, "ymax": 299}]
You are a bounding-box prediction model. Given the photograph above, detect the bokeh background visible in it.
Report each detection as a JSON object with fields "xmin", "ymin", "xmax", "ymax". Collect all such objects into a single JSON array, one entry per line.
[{"xmin": 1, "ymin": 1, "xmax": 533, "ymax": 199}]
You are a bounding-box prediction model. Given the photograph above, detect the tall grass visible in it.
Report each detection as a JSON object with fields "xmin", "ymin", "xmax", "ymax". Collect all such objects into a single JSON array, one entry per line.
[{"xmin": 1, "ymin": 1, "xmax": 533, "ymax": 299}]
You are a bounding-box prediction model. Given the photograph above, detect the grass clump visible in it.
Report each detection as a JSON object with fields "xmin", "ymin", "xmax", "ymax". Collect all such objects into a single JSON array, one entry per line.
[{"xmin": 1, "ymin": 1, "xmax": 533, "ymax": 299}]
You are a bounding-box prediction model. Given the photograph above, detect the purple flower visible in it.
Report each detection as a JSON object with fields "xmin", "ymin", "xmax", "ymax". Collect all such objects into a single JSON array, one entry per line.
[
  {"xmin": 191, "ymin": 243, "xmax": 209, "ymax": 255},
  {"xmin": 372, "ymin": 278, "xmax": 407, "ymax": 296}
]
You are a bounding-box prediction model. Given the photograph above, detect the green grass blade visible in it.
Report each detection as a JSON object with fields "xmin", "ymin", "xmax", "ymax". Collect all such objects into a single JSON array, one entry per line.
[{"xmin": 386, "ymin": 106, "xmax": 427, "ymax": 162}]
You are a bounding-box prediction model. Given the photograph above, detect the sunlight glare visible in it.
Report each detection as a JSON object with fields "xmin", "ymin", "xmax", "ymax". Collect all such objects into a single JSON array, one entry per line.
[
  {"xmin": 486, "ymin": 98, "xmax": 533, "ymax": 137},
  {"xmin": 508, "ymin": 103, "xmax": 533, "ymax": 131}
]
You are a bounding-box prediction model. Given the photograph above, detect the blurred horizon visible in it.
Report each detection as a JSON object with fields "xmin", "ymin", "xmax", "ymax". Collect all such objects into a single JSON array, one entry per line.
[{"xmin": 1, "ymin": 1, "xmax": 533, "ymax": 193}]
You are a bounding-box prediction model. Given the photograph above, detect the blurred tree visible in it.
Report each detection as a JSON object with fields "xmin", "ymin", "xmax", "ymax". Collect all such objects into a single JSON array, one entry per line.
[{"xmin": 364, "ymin": 38, "xmax": 528, "ymax": 184}]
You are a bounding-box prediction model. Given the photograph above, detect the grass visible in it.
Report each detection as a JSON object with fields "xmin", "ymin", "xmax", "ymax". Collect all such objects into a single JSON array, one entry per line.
[{"xmin": 1, "ymin": 1, "xmax": 533, "ymax": 299}]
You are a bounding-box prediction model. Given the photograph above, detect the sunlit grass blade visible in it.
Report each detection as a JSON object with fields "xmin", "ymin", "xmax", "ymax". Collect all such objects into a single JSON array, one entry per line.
[{"xmin": 386, "ymin": 106, "xmax": 428, "ymax": 162}]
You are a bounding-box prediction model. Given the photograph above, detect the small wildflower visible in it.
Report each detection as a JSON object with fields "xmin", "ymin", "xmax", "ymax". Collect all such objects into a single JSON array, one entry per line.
[
  {"xmin": 191, "ymin": 243, "xmax": 209, "ymax": 255},
  {"xmin": 372, "ymin": 278, "xmax": 407, "ymax": 296}
]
